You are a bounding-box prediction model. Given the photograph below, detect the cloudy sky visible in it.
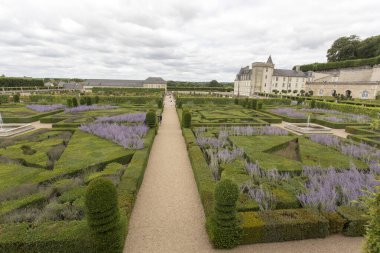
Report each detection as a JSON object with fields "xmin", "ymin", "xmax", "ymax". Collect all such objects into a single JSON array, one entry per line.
[{"xmin": 0, "ymin": 0, "xmax": 379, "ymax": 81}]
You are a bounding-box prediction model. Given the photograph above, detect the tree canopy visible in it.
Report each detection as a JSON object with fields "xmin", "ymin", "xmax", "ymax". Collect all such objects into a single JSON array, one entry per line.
[{"xmin": 327, "ymin": 35, "xmax": 380, "ymax": 62}]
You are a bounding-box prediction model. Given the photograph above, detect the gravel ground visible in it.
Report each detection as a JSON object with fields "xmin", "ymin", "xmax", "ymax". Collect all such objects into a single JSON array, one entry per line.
[{"xmin": 123, "ymin": 95, "xmax": 363, "ymax": 253}]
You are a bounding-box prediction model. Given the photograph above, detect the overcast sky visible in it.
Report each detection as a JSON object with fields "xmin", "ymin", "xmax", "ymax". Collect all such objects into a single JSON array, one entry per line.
[{"xmin": 0, "ymin": 0, "xmax": 379, "ymax": 81}]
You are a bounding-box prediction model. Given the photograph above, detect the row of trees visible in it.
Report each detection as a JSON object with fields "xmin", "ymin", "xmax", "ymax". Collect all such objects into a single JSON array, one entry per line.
[
  {"xmin": 66, "ymin": 96, "xmax": 100, "ymax": 107},
  {"xmin": 271, "ymin": 89, "xmax": 311, "ymax": 96},
  {"xmin": 167, "ymin": 80, "xmax": 233, "ymax": 88},
  {"xmin": 0, "ymin": 77, "xmax": 44, "ymax": 87}
]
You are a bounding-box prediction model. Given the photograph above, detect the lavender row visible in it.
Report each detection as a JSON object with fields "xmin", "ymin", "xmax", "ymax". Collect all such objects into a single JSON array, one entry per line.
[
  {"xmin": 309, "ymin": 134, "xmax": 380, "ymax": 162},
  {"xmin": 96, "ymin": 113, "xmax": 146, "ymax": 123},
  {"xmin": 65, "ymin": 105, "xmax": 118, "ymax": 113},
  {"xmin": 27, "ymin": 104, "xmax": 66, "ymax": 112},
  {"xmin": 79, "ymin": 123, "xmax": 148, "ymax": 149},
  {"xmin": 298, "ymin": 165, "xmax": 379, "ymax": 211}
]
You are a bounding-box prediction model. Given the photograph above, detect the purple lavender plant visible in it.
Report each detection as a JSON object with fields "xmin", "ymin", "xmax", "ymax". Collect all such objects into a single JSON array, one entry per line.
[
  {"xmin": 270, "ymin": 108, "xmax": 307, "ymax": 118},
  {"xmin": 96, "ymin": 113, "xmax": 146, "ymax": 123},
  {"xmin": 298, "ymin": 165, "xmax": 379, "ymax": 211},
  {"xmin": 27, "ymin": 104, "xmax": 66, "ymax": 112},
  {"xmin": 65, "ymin": 105, "xmax": 118, "ymax": 113},
  {"xmin": 79, "ymin": 123, "xmax": 148, "ymax": 149}
]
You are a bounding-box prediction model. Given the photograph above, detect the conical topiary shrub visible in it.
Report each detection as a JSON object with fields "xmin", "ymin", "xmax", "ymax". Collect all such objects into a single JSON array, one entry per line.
[
  {"xmin": 145, "ymin": 110, "xmax": 156, "ymax": 128},
  {"xmin": 85, "ymin": 178, "xmax": 122, "ymax": 252},
  {"xmin": 209, "ymin": 179, "xmax": 242, "ymax": 248},
  {"xmin": 182, "ymin": 111, "xmax": 191, "ymax": 128}
]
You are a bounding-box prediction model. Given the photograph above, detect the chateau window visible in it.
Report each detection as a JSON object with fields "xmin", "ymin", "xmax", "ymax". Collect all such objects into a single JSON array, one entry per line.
[
  {"xmin": 275, "ymin": 83, "xmax": 278, "ymax": 87},
  {"xmin": 362, "ymin": 90, "xmax": 369, "ymax": 98},
  {"xmin": 265, "ymin": 75, "xmax": 267, "ymax": 79},
  {"xmin": 282, "ymin": 83, "xmax": 285, "ymax": 87},
  {"xmin": 283, "ymin": 77, "xmax": 286, "ymax": 81},
  {"xmin": 276, "ymin": 77, "xmax": 278, "ymax": 81},
  {"xmin": 319, "ymin": 89, "xmax": 324, "ymax": 95},
  {"xmin": 289, "ymin": 77, "xmax": 292, "ymax": 81},
  {"xmin": 266, "ymin": 68, "xmax": 268, "ymax": 72}
]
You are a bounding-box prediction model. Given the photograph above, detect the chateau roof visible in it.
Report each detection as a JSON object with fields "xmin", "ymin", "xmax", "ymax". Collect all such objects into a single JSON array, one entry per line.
[
  {"xmin": 84, "ymin": 79, "xmax": 143, "ymax": 87},
  {"xmin": 273, "ymin": 69, "xmax": 308, "ymax": 77},
  {"xmin": 267, "ymin": 55, "xmax": 273, "ymax": 64},
  {"xmin": 144, "ymin": 77, "xmax": 166, "ymax": 84}
]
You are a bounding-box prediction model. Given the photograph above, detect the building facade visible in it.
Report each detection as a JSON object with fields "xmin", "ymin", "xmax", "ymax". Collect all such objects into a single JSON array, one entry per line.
[
  {"xmin": 234, "ymin": 56, "xmax": 309, "ymax": 96},
  {"xmin": 305, "ymin": 66, "xmax": 380, "ymax": 99},
  {"xmin": 83, "ymin": 77, "xmax": 167, "ymax": 91},
  {"xmin": 234, "ymin": 56, "xmax": 380, "ymax": 99}
]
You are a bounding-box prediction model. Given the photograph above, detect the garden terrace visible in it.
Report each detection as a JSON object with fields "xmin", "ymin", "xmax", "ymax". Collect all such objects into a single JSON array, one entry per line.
[
  {"xmin": 178, "ymin": 105, "xmax": 281, "ymax": 126},
  {"xmin": 0, "ymin": 104, "xmax": 64, "ymax": 123},
  {"xmin": 91, "ymin": 87, "xmax": 165, "ymax": 96},
  {"xmin": 183, "ymin": 125, "xmax": 379, "ymax": 245},
  {"xmin": 346, "ymin": 125, "xmax": 380, "ymax": 147},
  {"xmin": 40, "ymin": 105, "xmax": 161, "ymax": 128},
  {"xmin": 0, "ymin": 114, "xmax": 156, "ymax": 252},
  {"xmin": 265, "ymin": 106, "xmax": 372, "ymax": 128}
]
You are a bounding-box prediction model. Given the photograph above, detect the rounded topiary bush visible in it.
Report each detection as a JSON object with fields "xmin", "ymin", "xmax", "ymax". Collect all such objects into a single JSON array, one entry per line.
[
  {"xmin": 85, "ymin": 178, "xmax": 123, "ymax": 252},
  {"xmin": 145, "ymin": 110, "xmax": 156, "ymax": 128},
  {"xmin": 157, "ymin": 98, "xmax": 163, "ymax": 108},
  {"xmin": 364, "ymin": 189, "xmax": 380, "ymax": 253},
  {"xmin": 209, "ymin": 179, "xmax": 241, "ymax": 249},
  {"xmin": 177, "ymin": 101, "xmax": 182, "ymax": 108},
  {"xmin": 310, "ymin": 99, "xmax": 316, "ymax": 108},
  {"xmin": 182, "ymin": 111, "xmax": 191, "ymax": 128}
]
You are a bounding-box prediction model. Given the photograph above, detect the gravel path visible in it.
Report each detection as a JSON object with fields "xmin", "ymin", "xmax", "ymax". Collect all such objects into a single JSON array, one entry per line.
[{"xmin": 123, "ymin": 95, "xmax": 363, "ymax": 253}]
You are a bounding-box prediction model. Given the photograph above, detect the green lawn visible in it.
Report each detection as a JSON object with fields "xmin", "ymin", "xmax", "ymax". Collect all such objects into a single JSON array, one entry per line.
[{"xmin": 230, "ymin": 135, "xmax": 368, "ymax": 173}]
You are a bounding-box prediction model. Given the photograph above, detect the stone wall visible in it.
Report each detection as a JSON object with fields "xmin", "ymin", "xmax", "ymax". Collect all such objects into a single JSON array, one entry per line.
[{"xmin": 306, "ymin": 82, "xmax": 379, "ymax": 99}]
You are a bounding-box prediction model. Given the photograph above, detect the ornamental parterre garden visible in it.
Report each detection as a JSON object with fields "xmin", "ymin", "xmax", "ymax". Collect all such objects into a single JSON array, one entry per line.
[
  {"xmin": 0, "ymin": 90, "xmax": 163, "ymax": 252},
  {"xmin": 177, "ymin": 96, "xmax": 380, "ymax": 248},
  {"xmin": 0, "ymin": 90, "xmax": 379, "ymax": 252}
]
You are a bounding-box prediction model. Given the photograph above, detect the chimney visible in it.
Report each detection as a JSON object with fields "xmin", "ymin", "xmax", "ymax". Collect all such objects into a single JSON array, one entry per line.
[{"xmin": 295, "ymin": 65, "xmax": 301, "ymax": 72}]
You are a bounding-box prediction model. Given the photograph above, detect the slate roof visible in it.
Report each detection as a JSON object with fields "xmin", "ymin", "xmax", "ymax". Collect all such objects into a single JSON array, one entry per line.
[
  {"xmin": 63, "ymin": 82, "xmax": 83, "ymax": 90},
  {"xmin": 144, "ymin": 77, "xmax": 166, "ymax": 84},
  {"xmin": 273, "ymin": 69, "xmax": 308, "ymax": 77},
  {"xmin": 267, "ymin": 55, "xmax": 273, "ymax": 64}
]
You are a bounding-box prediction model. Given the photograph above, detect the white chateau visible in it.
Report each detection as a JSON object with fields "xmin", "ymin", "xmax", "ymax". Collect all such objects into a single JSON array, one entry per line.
[
  {"xmin": 234, "ymin": 56, "xmax": 380, "ymax": 99},
  {"xmin": 234, "ymin": 56, "xmax": 310, "ymax": 97}
]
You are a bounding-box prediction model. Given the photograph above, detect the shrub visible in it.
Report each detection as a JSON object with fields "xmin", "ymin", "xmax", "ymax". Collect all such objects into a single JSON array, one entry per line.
[
  {"xmin": 85, "ymin": 178, "xmax": 122, "ymax": 252},
  {"xmin": 145, "ymin": 110, "xmax": 156, "ymax": 128},
  {"xmin": 67, "ymin": 98, "xmax": 73, "ymax": 108},
  {"xmin": 157, "ymin": 98, "xmax": 163, "ymax": 108},
  {"xmin": 182, "ymin": 111, "xmax": 192, "ymax": 128},
  {"xmin": 79, "ymin": 97, "xmax": 86, "ymax": 105},
  {"xmin": 72, "ymin": 97, "xmax": 78, "ymax": 107},
  {"xmin": 177, "ymin": 101, "xmax": 182, "ymax": 108},
  {"xmin": 363, "ymin": 189, "xmax": 380, "ymax": 253},
  {"xmin": 209, "ymin": 179, "xmax": 241, "ymax": 249},
  {"xmin": 86, "ymin": 97, "xmax": 92, "ymax": 106},
  {"xmin": 310, "ymin": 99, "xmax": 316, "ymax": 108},
  {"xmin": 94, "ymin": 95, "xmax": 100, "ymax": 104},
  {"xmin": 13, "ymin": 94, "xmax": 20, "ymax": 103}
]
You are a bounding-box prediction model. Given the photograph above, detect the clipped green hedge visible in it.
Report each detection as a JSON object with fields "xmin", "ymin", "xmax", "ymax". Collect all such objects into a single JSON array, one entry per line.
[
  {"xmin": 297, "ymin": 55, "xmax": 380, "ymax": 72},
  {"xmin": 2, "ymin": 109, "xmax": 64, "ymax": 123},
  {"xmin": 316, "ymin": 101, "xmax": 380, "ymax": 118},
  {"xmin": 169, "ymin": 86, "xmax": 233, "ymax": 92},
  {"xmin": 337, "ymin": 206, "xmax": 369, "ymax": 237},
  {"xmin": 240, "ymin": 209, "xmax": 329, "ymax": 244},
  {"xmin": 0, "ymin": 77, "xmax": 44, "ymax": 87},
  {"xmin": 348, "ymin": 135, "xmax": 380, "ymax": 147},
  {"xmin": 30, "ymin": 95, "xmax": 160, "ymax": 105},
  {"xmin": 182, "ymin": 128, "xmax": 216, "ymax": 217}
]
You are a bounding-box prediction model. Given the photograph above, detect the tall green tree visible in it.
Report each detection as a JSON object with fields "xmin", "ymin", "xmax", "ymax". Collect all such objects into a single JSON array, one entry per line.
[
  {"xmin": 327, "ymin": 35, "xmax": 360, "ymax": 62},
  {"xmin": 357, "ymin": 35, "xmax": 380, "ymax": 59}
]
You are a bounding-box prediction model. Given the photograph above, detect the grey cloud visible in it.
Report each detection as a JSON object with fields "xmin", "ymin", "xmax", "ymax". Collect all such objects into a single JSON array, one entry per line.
[{"xmin": 0, "ymin": 0, "xmax": 379, "ymax": 81}]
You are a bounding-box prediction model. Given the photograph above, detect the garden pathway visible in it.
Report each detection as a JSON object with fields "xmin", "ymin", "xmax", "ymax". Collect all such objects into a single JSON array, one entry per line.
[{"xmin": 123, "ymin": 95, "xmax": 363, "ymax": 253}]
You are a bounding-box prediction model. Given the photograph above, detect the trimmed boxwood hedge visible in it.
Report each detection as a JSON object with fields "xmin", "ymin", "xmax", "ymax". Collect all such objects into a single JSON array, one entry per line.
[
  {"xmin": 240, "ymin": 209, "xmax": 329, "ymax": 244},
  {"xmin": 337, "ymin": 206, "xmax": 369, "ymax": 237},
  {"xmin": 1, "ymin": 109, "xmax": 64, "ymax": 123},
  {"xmin": 316, "ymin": 101, "xmax": 380, "ymax": 118},
  {"xmin": 0, "ymin": 77, "xmax": 44, "ymax": 87},
  {"xmin": 297, "ymin": 55, "xmax": 380, "ymax": 72}
]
